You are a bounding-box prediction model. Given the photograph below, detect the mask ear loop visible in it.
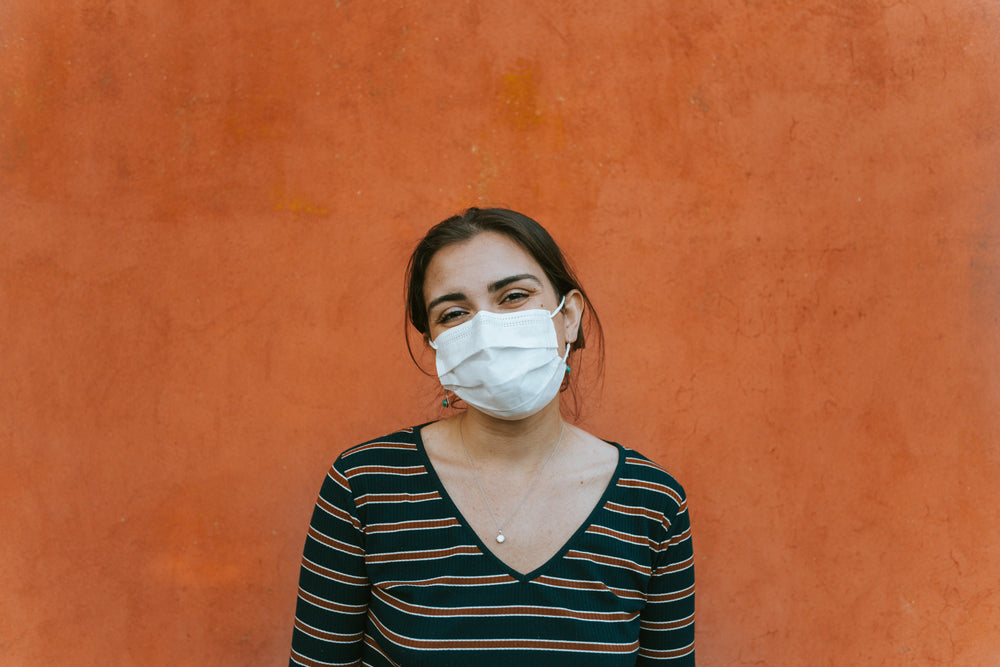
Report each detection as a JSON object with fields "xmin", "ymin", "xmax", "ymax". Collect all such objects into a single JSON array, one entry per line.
[
  {"xmin": 557, "ymin": 291, "xmax": 572, "ymax": 381},
  {"xmin": 556, "ymin": 293, "xmax": 573, "ymax": 388},
  {"xmin": 549, "ymin": 296, "xmax": 566, "ymax": 318},
  {"xmin": 560, "ymin": 342, "xmax": 573, "ymax": 391}
]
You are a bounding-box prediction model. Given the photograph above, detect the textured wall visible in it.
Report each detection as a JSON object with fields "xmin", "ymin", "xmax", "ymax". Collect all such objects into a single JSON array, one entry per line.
[{"xmin": 2, "ymin": 1, "xmax": 998, "ymax": 664}]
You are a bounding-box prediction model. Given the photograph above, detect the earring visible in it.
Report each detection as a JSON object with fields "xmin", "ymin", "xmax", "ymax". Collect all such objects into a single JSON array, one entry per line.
[
  {"xmin": 565, "ymin": 365, "xmax": 571, "ymax": 373},
  {"xmin": 442, "ymin": 396, "xmax": 450, "ymax": 407}
]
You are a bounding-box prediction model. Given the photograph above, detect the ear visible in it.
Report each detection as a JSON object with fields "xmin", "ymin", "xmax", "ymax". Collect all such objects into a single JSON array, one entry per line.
[{"xmin": 560, "ymin": 289, "xmax": 585, "ymax": 346}]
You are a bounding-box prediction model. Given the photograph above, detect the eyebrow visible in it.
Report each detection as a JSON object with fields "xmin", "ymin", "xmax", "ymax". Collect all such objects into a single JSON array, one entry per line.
[
  {"xmin": 426, "ymin": 273, "xmax": 542, "ymax": 313},
  {"xmin": 488, "ymin": 273, "xmax": 541, "ymax": 292}
]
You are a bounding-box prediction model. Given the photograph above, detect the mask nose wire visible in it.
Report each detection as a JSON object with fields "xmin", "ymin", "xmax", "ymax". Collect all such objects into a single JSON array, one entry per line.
[{"xmin": 428, "ymin": 295, "xmax": 567, "ymax": 350}]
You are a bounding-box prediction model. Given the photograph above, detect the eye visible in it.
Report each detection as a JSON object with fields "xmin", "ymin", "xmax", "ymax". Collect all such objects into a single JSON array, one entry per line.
[
  {"xmin": 500, "ymin": 290, "xmax": 530, "ymax": 305},
  {"xmin": 436, "ymin": 308, "xmax": 468, "ymax": 324}
]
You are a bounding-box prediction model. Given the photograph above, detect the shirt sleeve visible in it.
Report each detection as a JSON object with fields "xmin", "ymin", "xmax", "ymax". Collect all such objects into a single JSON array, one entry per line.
[
  {"xmin": 637, "ymin": 484, "xmax": 695, "ymax": 665},
  {"xmin": 290, "ymin": 461, "xmax": 370, "ymax": 667}
]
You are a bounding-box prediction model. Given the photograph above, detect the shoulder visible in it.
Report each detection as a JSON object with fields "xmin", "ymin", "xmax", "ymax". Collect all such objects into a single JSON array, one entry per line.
[
  {"xmin": 336, "ymin": 426, "xmax": 421, "ymax": 461},
  {"xmin": 324, "ymin": 426, "xmax": 428, "ymax": 487},
  {"xmin": 614, "ymin": 445, "xmax": 689, "ymax": 513},
  {"xmin": 314, "ymin": 426, "xmax": 426, "ymax": 500},
  {"xmin": 324, "ymin": 426, "xmax": 423, "ymax": 476}
]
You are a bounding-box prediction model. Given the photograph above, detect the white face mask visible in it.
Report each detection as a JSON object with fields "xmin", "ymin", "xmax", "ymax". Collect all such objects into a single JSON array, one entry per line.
[{"xmin": 429, "ymin": 297, "xmax": 570, "ymax": 420}]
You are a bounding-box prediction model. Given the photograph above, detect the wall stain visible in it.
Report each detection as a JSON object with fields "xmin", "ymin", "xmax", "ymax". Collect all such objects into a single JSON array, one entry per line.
[
  {"xmin": 271, "ymin": 185, "xmax": 329, "ymax": 216},
  {"xmin": 500, "ymin": 59, "xmax": 541, "ymax": 130}
]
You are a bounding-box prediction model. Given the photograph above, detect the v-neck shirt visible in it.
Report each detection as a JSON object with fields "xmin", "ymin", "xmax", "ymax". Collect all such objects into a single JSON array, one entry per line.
[{"xmin": 290, "ymin": 425, "xmax": 694, "ymax": 666}]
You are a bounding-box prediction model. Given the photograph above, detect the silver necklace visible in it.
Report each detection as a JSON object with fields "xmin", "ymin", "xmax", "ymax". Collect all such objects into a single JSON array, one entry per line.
[{"xmin": 458, "ymin": 416, "xmax": 566, "ymax": 544}]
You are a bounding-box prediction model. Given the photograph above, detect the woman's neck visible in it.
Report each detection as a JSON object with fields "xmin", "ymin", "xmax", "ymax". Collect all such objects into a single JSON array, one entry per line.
[{"xmin": 456, "ymin": 401, "xmax": 566, "ymax": 465}]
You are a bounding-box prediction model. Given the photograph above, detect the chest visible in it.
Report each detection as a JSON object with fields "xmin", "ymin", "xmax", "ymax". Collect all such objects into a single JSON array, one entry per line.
[
  {"xmin": 440, "ymin": 460, "xmax": 615, "ymax": 574},
  {"xmin": 363, "ymin": 575, "xmax": 646, "ymax": 667},
  {"xmin": 356, "ymin": 468, "xmax": 655, "ymax": 667}
]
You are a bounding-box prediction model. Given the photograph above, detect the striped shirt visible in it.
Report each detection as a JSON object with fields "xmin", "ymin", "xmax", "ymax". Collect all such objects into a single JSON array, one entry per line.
[{"xmin": 290, "ymin": 425, "xmax": 694, "ymax": 666}]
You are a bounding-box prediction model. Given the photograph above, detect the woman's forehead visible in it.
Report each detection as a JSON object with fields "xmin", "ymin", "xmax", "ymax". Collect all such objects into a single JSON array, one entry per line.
[{"xmin": 424, "ymin": 233, "xmax": 546, "ymax": 296}]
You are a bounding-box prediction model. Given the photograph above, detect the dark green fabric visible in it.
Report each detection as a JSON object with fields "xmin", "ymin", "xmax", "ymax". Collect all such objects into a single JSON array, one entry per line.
[{"xmin": 290, "ymin": 425, "xmax": 694, "ymax": 666}]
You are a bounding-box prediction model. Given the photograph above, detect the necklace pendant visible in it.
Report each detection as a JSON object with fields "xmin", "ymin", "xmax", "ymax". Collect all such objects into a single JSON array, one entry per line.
[{"xmin": 496, "ymin": 530, "xmax": 506, "ymax": 544}]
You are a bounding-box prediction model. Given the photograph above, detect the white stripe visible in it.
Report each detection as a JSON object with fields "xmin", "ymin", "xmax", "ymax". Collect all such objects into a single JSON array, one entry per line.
[
  {"xmin": 368, "ymin": 610, "xmax": 638, "ymax": 653},
  {"xmin": 301, "ymin": 555, "xmax": 369, "ymax": 587},
  {"xmin": 366, "ymin": 519, "xmax": 456, "ymax": 532},
  {"xmin": 379, "ymin": 576, "xmax": 514, "ymax": 588},
  {"xmin": 637, "ymin": 639, "xmax": 695, "ymax": 659},
  {"xmin": 290, "ymin": 647, "xmax": 358, "ymax": 666},
  {"xmin": 565, "ymin": 550, "xmax": 649, "ymax": 573},
  {"xmin": 295, "ymin": 618, "xmax": 364, "ymax": 642},
  {"xmin": 373, "ymin": 588, "xmax": 638, "ymax": 622},
  {"xmin": 356, "ymin": 493, "xmax": 440, "ymax": 505},
  {"xmin": 368, "ymin": 545, "xmax": 480, "ymax": 561}
]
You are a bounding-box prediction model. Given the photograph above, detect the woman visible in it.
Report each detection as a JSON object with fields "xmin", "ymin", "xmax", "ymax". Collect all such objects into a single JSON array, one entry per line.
[{"xmin": 290, "ymin": 208, "xmax": 694, "ymax": 666}]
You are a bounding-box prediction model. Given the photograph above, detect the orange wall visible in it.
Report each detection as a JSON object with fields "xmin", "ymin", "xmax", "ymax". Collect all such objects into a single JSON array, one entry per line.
[{"xmin": 2, "ymin": 1, "xmax": 998, "ymax": 664}]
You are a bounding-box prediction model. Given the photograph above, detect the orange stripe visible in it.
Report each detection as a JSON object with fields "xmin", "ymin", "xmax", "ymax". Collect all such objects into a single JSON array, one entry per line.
[
  {"xmin": 625, "ymin": 456, "xmax": 666, "ymax": 472},
  {"xmin": 329, "ymin": 467, "xmax": 351, "ymax": 492},
  {"xmin": 290, "ymin": 646, "xmax": 358, "ymax": 667},
  {"xmin": 368, "ymin": 611, "xmax": 639, "ymax": 653},
  {"xmin": 605, "ymin": 501, "xmax": 666, "ymax": 523},
  {"xmin": 586, "ymin": 524, "xmax": 649, "ymax": 546},
  {"xmin": 301, "ymin": 558, "xmax": 369, "ymax": 586},
  {"xmin": 356, "ymin": 491, "xmax": 440, "ymax": 507},
  {"xmin": 365, "ymin": 517, "xmax": 461, "ymax": 534},
  {"xmin": 297, "ymin": 588, "xmax": 367, "ymax": 614},
  {"xmin": 655, "ymin": 554, "xmax": 694, "ymax": 575},
  {"xmin": 666, "ymin": 526, "xmax": 692, "ymax": 547},
  {"xmin": 345, "ymin": 464, "xmax": 426, "ymax": 478},
  {"xmin": 638, "ymin": 641, "xmax": 695, "ymax": 659},
  {"xmin": 315, "ymin": 496, "xmax": 362, "ymax": 530},
  {"xmin": 307, "ymin": 527, "xmax": 364, "ymax": 557},
  {"xmin": 366, "ymin": 545, "xmax": 480, "ymax": 563},
  {"xmin": 617, "ymin": 478, "xmax": 684, "ymax": 506},
  {"xmin": 647, "ymin": 582, "xmax": 695, "ymax": 603},
  {"xmin": 371, "ymin": 586, "xmax": 638, "ymax": 622},
  {"xmin": 640, "ymin": 611, "xmax": 695, "ymax": 631},
  {"xmin": 565, "ymin": 549, "xmax": 651, "ymax": 576},
  {"xmin": 378, "ymin": 574, "xmax": 516, "ymax": 588},
  {"xmin": 531, "ymin": 575, "xmax": 645, "ymax": 600},
  {"xmin": 343, "ymin": 441, "xmax": 418, "ymax": 457},
  {"xmin": 364, "ymin": 634, "xmax": 401, "ymax": 667},
  {"xmin": 294, "ymin": 618, "xmax": 363, "ymax": 643}
]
